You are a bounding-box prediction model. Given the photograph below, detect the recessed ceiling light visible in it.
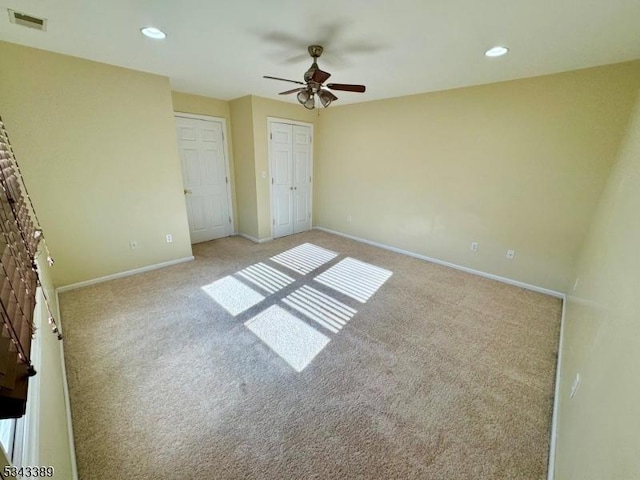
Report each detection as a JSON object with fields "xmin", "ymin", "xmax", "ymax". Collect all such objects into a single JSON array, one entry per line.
[
  {"xmin": 485, "ymin": 46, "xmax": 509, "ymax": 57},
  {"xmin": 140, "ymin": 27, "xmax": 166, "ymax": 39}
]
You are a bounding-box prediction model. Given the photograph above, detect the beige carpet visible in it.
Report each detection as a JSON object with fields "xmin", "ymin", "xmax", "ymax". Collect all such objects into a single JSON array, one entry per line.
[{"xmin": 60, "ymin": 230, "xmax": 561, "ymax": 480}]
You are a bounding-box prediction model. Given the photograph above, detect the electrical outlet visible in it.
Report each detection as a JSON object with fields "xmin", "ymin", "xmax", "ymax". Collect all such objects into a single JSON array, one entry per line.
[
  {"xmin": 570, "ymin": 373, "xmax": 581, "ymax": 398},
  {"xmin": 506, "ymin": 249, "xmax": 515, "ymax": 259},
  {"xmin": 573, "ymin": 277, "xmax": 580, "ymax": 291},
  {"xmin": 347, "ymin": 215, "xmax": 352, "ymax": 223},
  {"xmin": 129, "ymin": 240, "xmax": 138, "ymax": 249},
  {"xmin": 471, "ymin": 242, "xmax": 479, "ymax": 251},
  {"xmin": 166, "ymin": 234, "xmax": 173, "ymax": 243}
]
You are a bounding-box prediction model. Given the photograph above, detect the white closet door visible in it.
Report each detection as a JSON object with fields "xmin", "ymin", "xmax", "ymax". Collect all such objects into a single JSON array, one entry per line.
[
  {"xmin": 292, "ymin": 125, "xmax": 312, "ymax": 233},
  {"xmin": 271, "ymin": 123, "xmax": 294, "ymax": 238},
  {"xmin": 269, "ymin": 121, "xmax": 313, "ymax": 238}
]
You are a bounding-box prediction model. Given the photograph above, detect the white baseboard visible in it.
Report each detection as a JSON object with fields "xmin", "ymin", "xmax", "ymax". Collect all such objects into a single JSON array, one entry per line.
[
  {"xmin": 56, "ymin": 256, "xmax": 195, "ymax": 293},
  {"xmin": 238, "ymin": 233, "xmax": 259, "ymax": 243},
  {"xmin": 55, "ymin": 289, "xmax": 79, "ymax": 480},
  {"xmin": 547, "ymin": 295, "xmax": 567, "ymax": 480},
  {"xmin": 313, "ymin": 226, "xmax": 565, "ymax": 298},
  {"xmin": 238, "ymin": 233, "xmax": 273, "ymax": 244}
]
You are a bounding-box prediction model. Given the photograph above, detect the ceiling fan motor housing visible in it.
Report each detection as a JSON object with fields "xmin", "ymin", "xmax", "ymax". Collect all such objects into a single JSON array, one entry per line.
[
  {"xmin": 304, "ymin": 45, "xmax": 324, "ymax": 83},
  {"xmin": 304, "ymin": 63, "xmax": 319, "ymax": 83},
  {"xmin": 308, "ymin": 45, "xmax": 323, "ymax": 58}
]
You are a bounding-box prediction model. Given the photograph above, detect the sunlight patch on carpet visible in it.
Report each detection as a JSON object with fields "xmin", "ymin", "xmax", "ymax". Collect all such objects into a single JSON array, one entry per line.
[
  {"xmin": 245, "ymin": 305, "xmax": 330, "ymax": 372},
  {"xmin": 236, "ymin": 262, "xmax": 295, "ymax": 294},
  {"xmin": 201, "ymin": 276, "xmax": 265, "ymax": 316},
  {"xmin": 270, "ymin": 243, "xmax": 338, "ymax": 275},
  {"xmin": 282, "ymin": 285, "xmax": 357, "ymax": 333},
  {"xmin": 314, "ymin": 257, "xmax": 393, "ymax": 303}
]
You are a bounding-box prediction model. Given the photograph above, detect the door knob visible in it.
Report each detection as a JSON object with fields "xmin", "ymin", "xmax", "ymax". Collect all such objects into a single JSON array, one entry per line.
[
  {"xmin": 184, "ymin": 189, "xmax": 192, "ymax": 195},
  {"xmin": 290, "ymin": 186, "xmax": 293, "ymax": 190}
]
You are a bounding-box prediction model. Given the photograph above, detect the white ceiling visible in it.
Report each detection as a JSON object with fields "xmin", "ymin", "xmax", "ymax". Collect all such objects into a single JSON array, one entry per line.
[{"xmin": 1, "ymin": 0, "xmax": 639, "ymax": 106}]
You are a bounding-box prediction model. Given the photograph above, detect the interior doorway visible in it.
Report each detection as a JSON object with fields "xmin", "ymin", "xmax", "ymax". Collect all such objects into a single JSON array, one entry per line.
[{"xmin": 175, "ymin": 113, "xmax": 233, "ymax": 243}]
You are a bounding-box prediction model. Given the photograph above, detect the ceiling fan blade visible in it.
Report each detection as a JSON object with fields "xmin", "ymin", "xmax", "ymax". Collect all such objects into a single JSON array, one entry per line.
[
  {"xmin": 279, "ymin": 87, "xmax": 305, "ymax": 95},
  {"xmin": 263, "ymin": 75, "xmax": 305, "ymax": 85},
  {"xmin": 311, "ymin": 68, "xmax": 331, "ymax": 84},
  {"xmin": 326, "ymin": 83, "xmax": 366, "ymax": 93},
  {"xmin": 283, "ymin": 53, "xmax": 312, "ymax": 64},
  {"xmin": 260, "ymin": 31, "xmax": 307, "ymax": 48}
]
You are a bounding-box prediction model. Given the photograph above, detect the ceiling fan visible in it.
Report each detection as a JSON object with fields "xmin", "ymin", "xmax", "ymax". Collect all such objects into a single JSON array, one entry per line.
[{"xmin": 263, "ymin": 45, "xmax": 366, "ymax": 109}]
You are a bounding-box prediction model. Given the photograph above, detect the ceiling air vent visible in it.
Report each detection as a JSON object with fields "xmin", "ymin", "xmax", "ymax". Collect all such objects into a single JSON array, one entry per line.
[{"xmin": 8, "ymin": 9, "xmax": 47, "ymax": 31}]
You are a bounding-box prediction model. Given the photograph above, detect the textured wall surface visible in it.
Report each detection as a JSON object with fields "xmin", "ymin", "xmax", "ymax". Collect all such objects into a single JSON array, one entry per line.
[
  {"xmin": 0, "ymin": 41, "xmax": 192, "ymax": 287},
  {"xmin": 314, "ymin": 61, "xmax": 640, "ymax": 292}
]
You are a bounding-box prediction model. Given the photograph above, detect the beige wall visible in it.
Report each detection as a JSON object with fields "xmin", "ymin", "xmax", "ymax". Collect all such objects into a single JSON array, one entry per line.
[
  {"xmin": 172, "ymin": 91, "xmax": 230, "ymax": 119},
  {"xmin": 554, "ymin": 91, "xmax": 640, "ymax": 478},
  {"xmin": 250, "ymin": 96, "xmax": 317, "ymax": 239},
  {"xmin": 229, "ymin": 96, "xmax": 259, "ymax": 238},
  {"xmin": 0, "ymin": 41, "xmax": 192, "ymax": 287},
  {"xmin": 228, "ymin": 95, "xmax": 317, "ymax": 240},
  {"xmin": 314, "ymin": 61, "xmax": 640, "ymax": 292},
  {"xmin": 171, "ymin": 91, "xmax": 239, "ymax": 230}
]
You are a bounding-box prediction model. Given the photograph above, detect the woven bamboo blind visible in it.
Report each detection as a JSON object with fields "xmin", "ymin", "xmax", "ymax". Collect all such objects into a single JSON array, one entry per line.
[{"xmin": 0, "ymin": 117, "xmax": 43, "ymax": 419}]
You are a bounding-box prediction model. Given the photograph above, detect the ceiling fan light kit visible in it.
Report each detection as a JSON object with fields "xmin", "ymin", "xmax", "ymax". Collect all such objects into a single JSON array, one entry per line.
[
  {"xmin": 318, "ymin": 90, "xmax": 334, "ymax": 108},
  {"xmin": 303, "ymin": 94, "xmax": 315, "ymax": 110},
  {"xmin": 264, "ymin": 45, "xmax": 366, "ymax": 109},
  {"xmin": 297, "ymin": 89, "xmax": 310, "ymax": 103}
]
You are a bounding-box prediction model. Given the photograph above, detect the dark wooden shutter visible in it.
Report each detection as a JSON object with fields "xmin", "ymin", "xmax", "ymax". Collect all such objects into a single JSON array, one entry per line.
[{"xmin": 0, "ymin": 118, "xmax": 42, "ymax": 419}]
